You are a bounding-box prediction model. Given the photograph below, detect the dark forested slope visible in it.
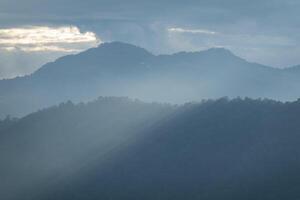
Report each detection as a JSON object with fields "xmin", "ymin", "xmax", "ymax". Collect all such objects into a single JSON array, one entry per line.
[
  {"xmin": 1, "ymin": 97, "xmax": 300, "ymax": 200},
  {"xmin": 0, "ymin": 97, "xmax": 175, "ymax": 200}
]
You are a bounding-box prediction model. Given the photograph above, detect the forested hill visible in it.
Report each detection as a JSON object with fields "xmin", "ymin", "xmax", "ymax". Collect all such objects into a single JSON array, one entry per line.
[{"xmin": 1, "ymin": 97, "xmax": 300, "ymax": 200}]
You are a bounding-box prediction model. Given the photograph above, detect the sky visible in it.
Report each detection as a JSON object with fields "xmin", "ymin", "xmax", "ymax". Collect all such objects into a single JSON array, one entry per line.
[{"xmin": 0, "ymin": 0, "xmax": 300, "ymax": 79}]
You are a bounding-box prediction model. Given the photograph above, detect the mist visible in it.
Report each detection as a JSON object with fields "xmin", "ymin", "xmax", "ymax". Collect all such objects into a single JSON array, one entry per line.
[
  {"xmin": 0, "ymin": 42, "xmax": 299, "ymax": 119},
  {"xmin": 0, "ymin": 97, "xmax": 175, "ymax": 199},
  {"xmin": 1, "ymin": 1, "xmax": 300, "ymax": 199}
]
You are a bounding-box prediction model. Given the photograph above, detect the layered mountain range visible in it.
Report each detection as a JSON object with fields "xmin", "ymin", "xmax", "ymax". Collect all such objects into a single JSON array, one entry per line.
[{"xmin": 1, "ymin": 42, "xmax": 299, "ymax": 118}]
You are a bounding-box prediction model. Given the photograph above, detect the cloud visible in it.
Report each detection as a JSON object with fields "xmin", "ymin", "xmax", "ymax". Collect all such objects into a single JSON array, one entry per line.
[
  {"xmin": 0, "ymin": 48, "xmax": 64, "ymax": 79},
  {"xmin": 165, "ymin": 26, "xmax": 296, "ymax": 67},
  {"xmin": 0, "ymin": 0, "xmax": 300, "ymax": 77},
  {"xmin": 167, "ymin": 27, "xmax": 218, "ymax": 35},
  {"xmin": 0, "ymin": 26, "xmax": 101, "ymax": 52}
]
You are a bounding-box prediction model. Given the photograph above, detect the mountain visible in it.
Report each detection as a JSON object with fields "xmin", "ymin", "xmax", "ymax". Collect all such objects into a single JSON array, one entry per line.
[
  {"xmin": 1, "ymin": 97, "xmax": 300, "ymax": 200},
  {"xmin": 0, "ymin": 41, "xmax": 300, "ymax": 118}
]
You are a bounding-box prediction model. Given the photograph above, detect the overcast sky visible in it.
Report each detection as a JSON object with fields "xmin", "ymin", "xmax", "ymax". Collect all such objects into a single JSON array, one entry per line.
[{"xmin": 0, "ymin": 0, "xmax": 300, "ymax": 78}]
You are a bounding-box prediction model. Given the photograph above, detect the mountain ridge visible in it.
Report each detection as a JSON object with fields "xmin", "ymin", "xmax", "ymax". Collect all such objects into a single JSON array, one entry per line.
[
  {"xmin": 0, "ymin": 41, "xmax": 300, "ymax": 118},
  {"xmin": 0, "ymin": 42, "xmax": 279, "ymax": 81}
]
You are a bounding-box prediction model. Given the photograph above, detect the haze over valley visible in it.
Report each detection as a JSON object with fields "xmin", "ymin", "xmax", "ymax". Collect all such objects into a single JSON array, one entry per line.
[
  {"xmin": 1, "ymin": 1, "xmax": 300, "ymax": 200},
  {"xmin": 1, "ymin": 42, "xmax": 300, "ymax": 118}
]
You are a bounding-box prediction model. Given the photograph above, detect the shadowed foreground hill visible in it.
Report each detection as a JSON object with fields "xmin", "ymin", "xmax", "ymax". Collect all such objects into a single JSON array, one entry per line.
[
  {"xmin": 1, "ymin": 97, "xmax": 300, "ymax": 200},
  {"xmin": 0, "ymin": 97, "xmax": 175, "ymax": 200}
]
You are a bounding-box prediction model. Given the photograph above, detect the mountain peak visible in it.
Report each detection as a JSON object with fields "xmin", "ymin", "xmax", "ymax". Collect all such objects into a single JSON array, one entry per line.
[
  {"xmin": 162, "ymin": 47, "xmax": 240, "ymax": 64},
  {"xmin": 91, "ymin": 41, "xmax": 154, "ymax": 58},
  {"xmin": 99, "ymin": 41, "xmax": 143, "ymax": 49},
  {"xmin": 32, "ymin": 42, "xmax": 155, "ymax": 79},
  {"xmin": 203, "ymin": 47, "xmax": 234, "ymax": 55},
  {"xmin": 196, "ymin": 47, "xmax": 244, "ymax": 63}
]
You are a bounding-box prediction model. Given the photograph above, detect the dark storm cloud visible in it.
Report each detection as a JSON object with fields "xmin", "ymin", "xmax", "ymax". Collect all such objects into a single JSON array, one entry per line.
[{"xmin": 1, "ymin": 0, "xmax": 299, "ymax": 26}]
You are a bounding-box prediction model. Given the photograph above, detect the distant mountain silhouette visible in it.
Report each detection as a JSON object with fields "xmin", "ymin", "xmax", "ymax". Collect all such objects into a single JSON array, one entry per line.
[
  {"xmin": 0, "ymin": 41, "xmax": 299, "ymax": 118},
  {"xmin": 1, "ymin": 97, "xmax": 300, "ymax": 200}
]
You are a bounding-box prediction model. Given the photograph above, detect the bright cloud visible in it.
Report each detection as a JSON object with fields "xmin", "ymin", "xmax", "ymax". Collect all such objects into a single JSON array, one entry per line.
[
  {"xmin": 0, "ymin": 26, "xmax": 101, "ymax": 52},
  {"xmin": 167, "ymin": 27, "xmax": 218, "ymax": 35}
]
